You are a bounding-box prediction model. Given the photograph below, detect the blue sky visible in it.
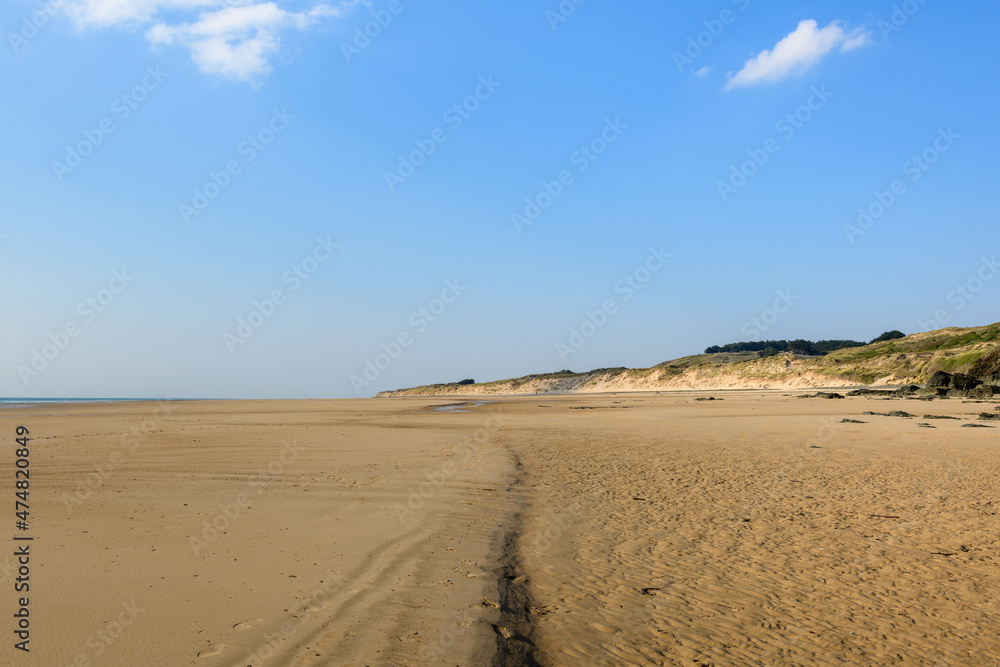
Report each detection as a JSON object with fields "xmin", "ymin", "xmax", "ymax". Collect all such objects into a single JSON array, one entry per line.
[{"xmin": 1, "ymin": 0, "xmax": 997, "ymax": 398}]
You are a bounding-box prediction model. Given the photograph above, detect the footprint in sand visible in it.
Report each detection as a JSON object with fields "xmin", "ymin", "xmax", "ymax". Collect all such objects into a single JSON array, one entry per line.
[
  {"xmin": 304, "ymin": 600, "xmax": 331, "ymax": 612},
  {"xmin": 197, "ymin": 643, "xmax": 224, "ymax": 658}
]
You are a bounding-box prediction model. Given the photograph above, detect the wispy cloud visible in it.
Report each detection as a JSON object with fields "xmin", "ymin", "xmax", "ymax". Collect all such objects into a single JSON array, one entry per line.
[
  {"xmin": 62, "ymin": 0, "xmax": 359, "ymax": 84},
  {"xmin": 725, "ymin": 19, "xmax": 872, "ymax": 90}
]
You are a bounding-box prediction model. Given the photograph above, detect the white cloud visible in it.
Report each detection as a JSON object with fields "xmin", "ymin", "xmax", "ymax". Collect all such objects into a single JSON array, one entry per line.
[
  {"xmin": 725, "ymin": 19, "xmax": 872, "ymax": 90},
  {"xmin": 840, "ymin": 28, "xmax": 873, "ymax": 52},
  {"xmin": 694, "ymin": 65, "xmax": 711, "ymax": 78},
  {"xmin": 65, "ymin": 0, "xmax": 220, "ymax": 28},
  {"xmin": 62, "ymin": 0, "xmax": 358, "ymax": 84}
]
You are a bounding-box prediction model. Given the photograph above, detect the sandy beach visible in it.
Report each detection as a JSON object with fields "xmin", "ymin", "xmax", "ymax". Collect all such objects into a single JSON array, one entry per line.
[
  {"xmin": 7, "ymin": 3, "xmax": 992, "ymax": 665},
  {"xmin": 3, "ymin": 392, "xmax": 999, "ymax": 665}
]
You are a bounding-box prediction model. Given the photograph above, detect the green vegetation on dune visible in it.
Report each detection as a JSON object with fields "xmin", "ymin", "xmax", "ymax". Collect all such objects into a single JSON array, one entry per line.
[
  {"xmin": 704, "ymin": 330, "xmax": 906, "ymax": 357},
  {"xmin": 806, "ymin": 325, "xmax": 1000, "ymax": 382},
  {"xmin": 379, "ymin": 323, "xmax": 1000, "ymax": 396},
  {"xmin": 655, "ymin": 352, "xmax": 760, "ymax": 369},
  {"xmin": 936, "ymin": 350, "xmax": 989, "ymax": 373},
  {"xmin": 869, "ymin": 330, "xmax": 907, "ymax": 344}
]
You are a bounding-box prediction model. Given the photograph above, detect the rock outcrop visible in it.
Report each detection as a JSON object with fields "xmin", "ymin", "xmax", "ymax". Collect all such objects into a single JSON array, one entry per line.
[
  {"xmin": 970, "ymin": 345, "xmax": 1000, "ymax": 383},
  {"xmin": 927, "ymin": 371, "xmax": 953, "ymax": 388}
]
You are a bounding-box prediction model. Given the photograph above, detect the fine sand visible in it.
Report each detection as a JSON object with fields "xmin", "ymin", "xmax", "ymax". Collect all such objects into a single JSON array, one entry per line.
[{"xmin": 2, "ymin": 392, "xmax": 999, "ymax": 665}]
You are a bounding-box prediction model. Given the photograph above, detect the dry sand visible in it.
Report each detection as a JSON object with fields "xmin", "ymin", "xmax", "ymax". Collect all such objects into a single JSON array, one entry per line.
[{"xmin": 2, "ymin": 392, "xmax": 999, "ymax": 665}]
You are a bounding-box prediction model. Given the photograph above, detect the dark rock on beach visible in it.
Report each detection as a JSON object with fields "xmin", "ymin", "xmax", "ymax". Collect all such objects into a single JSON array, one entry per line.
[
  {"xmin": 967, "ymin": 385, "xmax": 1000, "ymax": 399},
  {"xmin": 928, "ymin": 371, "xmax": 953, "ymax": 388},
  {"xmin": 847, "ymin": 386, "xmax": 918, "ymax": 398},
  {"xmin": 952, "ymin": 373, "xmax": 981, "ymax": 391}
]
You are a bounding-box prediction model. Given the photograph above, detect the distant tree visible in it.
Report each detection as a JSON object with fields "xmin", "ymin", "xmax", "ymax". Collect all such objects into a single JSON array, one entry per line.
[
  {"xmin": 813, "ymin": 339, "xmax": 866, "ymax": 354},
  {"xmin": 703, "ymin": 336, "xmax": 877, "ymax": 358},
  {"xmin": 760, "ymin": 346, "xmax": 780, "ymax": 358},
  {"xmin": 870, "ymin": 330, "xmax": 906, "ymax": 344},
  {"xmin": 788, "ymin": 339, "xmax": 817, "ymax": 355},
  {"xmin": 456, "ymin": 379, "xmax": 475, "ymax": 385}
]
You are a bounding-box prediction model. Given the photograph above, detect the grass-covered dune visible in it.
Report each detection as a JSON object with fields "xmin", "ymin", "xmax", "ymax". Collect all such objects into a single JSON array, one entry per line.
[{"xmin": 377, "ymin": 323, "xmax": 1000, "ymax": 397}]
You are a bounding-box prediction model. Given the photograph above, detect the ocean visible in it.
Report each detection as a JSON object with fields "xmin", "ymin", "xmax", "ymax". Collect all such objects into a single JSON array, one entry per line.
[{"xmin": 0, "ymin": 398, "xmax": 177, "ymax": 406}]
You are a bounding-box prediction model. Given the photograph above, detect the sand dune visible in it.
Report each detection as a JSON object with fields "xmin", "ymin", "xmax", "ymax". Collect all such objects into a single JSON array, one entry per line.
[
  {"xmin": 377, "ymin": 323, "xmax": 1000, "ymax": 399},
  {"xmin": 3, "ymin": 392, "xmax": 999, "ymax": 665}
]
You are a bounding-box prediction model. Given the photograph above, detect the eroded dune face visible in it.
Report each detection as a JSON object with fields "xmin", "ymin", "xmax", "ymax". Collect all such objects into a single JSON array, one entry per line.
[{"xmin": 10, "ymin": 392, "xmax": 1000, "ymax": 666}]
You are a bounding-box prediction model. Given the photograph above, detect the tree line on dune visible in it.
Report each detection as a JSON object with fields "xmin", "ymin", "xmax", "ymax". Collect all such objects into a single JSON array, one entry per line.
[{"xmin": 704, "ymin": 330, "xmax": 906, "ymax": 357}]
